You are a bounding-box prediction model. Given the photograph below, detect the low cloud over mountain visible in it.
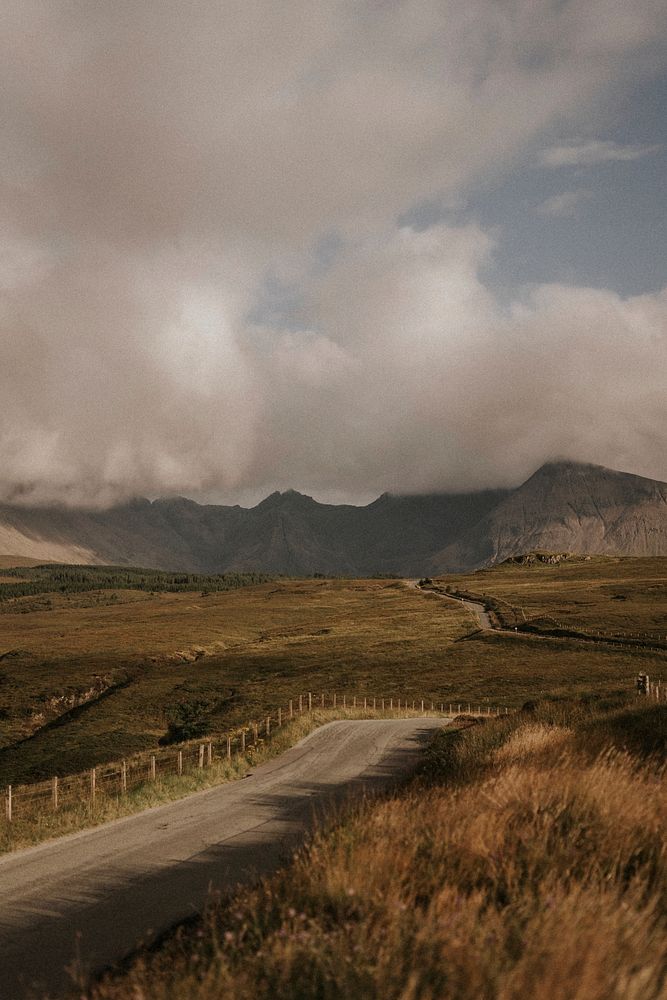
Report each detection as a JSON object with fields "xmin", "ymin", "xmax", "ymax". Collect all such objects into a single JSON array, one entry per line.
[
  {"xmin": 1, "ymin": 2, "xmax": 666, "ymax": 508},
  {"xmin": 1, "ymin": 462, "xmax": 665, "ymax": 576}
]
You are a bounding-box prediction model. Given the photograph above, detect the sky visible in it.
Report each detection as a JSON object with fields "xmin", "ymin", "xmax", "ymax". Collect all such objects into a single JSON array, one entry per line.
[{"xmin": 1, "ymin": 0, "xmax": 666, "ymax": 509}]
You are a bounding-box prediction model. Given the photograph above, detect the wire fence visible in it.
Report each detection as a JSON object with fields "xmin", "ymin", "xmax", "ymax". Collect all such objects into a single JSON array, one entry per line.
[
  {"xmin": 440, "ymin": 586, "xmax": 667, "ymax": 650},
  {"xmin": 2, "ymin": 693, "xmax": 511, "ymax": 824}
]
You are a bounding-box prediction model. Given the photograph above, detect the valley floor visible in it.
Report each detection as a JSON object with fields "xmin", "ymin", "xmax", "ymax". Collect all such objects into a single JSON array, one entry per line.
[
  {"xmin": 0, "ymin": 557, "xmax": 665, "ymax": 997},
  {"xmin": 1, "ymin": 560, "xmax": 665, "ymax": 786}
]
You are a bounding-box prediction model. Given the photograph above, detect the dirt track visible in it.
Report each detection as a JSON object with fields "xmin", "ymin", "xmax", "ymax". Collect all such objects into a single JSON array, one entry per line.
[{"xmin": 0, "ymin": 717, "xmax": 447, "ymax": 998}]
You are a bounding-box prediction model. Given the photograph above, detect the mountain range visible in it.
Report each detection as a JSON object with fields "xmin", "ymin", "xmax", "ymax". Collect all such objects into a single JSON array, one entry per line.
[{"xmin": 0, "ymin": 461, "xmax": 665, "ymax": 575}]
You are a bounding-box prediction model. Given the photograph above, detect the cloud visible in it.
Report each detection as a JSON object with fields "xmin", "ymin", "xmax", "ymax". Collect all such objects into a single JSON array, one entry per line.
[
  {"xmin": 0, "ymin": 1, "xmax": 666, "ymax": 506},
  {"xmin": 245, "ymin": 224, "xmax": 667, "ymax": 497},
  {"xmin": 539, "ymin": 140, "xmax": 663, "ymax": 168},
  {"xmin": 535, "ymin": 189, "xmax": 592, "ymax": 217}
]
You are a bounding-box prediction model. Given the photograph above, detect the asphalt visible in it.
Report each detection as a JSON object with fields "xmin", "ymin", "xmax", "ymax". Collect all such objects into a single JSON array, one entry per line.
[
  {"xmin": 0, "ymin": 717, "xmax": 448, "ymax": 999},
  {"xmin": 407, "ymin": 579, "xmax": 493, "ymax": 631},
  {"xmin": 458, "ymin": 597, "xmax": 494, "ymax": 630}
]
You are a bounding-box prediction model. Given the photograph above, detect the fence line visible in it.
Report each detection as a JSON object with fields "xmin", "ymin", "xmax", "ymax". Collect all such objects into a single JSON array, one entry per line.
[
  {"xmin": 436, "ymin": 585, "xmax": 667, "ymax": 650},
  {"xmin": 2, "ymin": 694, "xmax": 509, "ymax": 824}
]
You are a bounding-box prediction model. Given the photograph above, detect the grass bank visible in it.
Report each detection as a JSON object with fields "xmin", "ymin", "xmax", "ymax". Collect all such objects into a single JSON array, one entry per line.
[{"xmin": 87, "ymin": 696, "xmax": 667, "ymax": 1000}]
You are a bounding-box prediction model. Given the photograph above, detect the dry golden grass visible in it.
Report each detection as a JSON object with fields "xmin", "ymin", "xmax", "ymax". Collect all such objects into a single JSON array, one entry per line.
[
  {"xmin": 1, "ymin": 572, "xmax": 665, "ymax": 787},
  {"xmin": 87, "ymin": 700, "xmax": 667, "ymax": 1000},
  {"xmin": 443, "ymin": 555, "xmax": 667, "ymax": 638}
]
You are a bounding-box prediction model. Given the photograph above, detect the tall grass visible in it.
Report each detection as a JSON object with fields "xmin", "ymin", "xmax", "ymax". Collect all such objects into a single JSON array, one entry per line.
[{"xmin": 88, "ymin": 699, "xmax": 667, "ymax": 1000}]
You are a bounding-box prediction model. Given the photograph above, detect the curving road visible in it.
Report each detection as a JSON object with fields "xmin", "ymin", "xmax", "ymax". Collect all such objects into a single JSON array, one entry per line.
[
  {"xmin": 0, "ymin": 717, "xmax": 447, "ymax": 998},
  {"xmin": 407, "ymin": 579, "xmax": 493, "ymax": 630},
  {"xmin": 456, "ymin": 596, "xmax": 494, "ymax": 630}
]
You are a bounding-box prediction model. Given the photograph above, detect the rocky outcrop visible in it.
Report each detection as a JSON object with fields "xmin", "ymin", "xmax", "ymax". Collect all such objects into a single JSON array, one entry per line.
[{"xmin": 428, "ymin": 462, "xmax": 667, "ymax": 572}]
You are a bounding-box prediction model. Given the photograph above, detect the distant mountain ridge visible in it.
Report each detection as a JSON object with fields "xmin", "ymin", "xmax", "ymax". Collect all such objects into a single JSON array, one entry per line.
[{"xmin": 0, "ymin": 461, "xmax": 665, "ymax": 575}]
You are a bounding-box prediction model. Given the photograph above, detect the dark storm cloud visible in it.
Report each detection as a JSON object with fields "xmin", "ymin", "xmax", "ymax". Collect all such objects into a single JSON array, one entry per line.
[{"xmin": 1, "ymin": 0, "xmax": 666, "ymax": 506}]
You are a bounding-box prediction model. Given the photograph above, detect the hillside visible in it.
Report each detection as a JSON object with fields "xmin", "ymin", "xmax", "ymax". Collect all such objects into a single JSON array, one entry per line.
[
  {"xmin": 0, "ymin": 461, "xmax": 665, "ymax": 573},
  {"xmin": 0, "ymin": 489, "xmax": 507, "ymax": 575}
]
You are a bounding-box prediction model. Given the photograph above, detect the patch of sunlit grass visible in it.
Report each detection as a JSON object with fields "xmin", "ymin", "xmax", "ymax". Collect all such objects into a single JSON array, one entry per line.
[{"xmin": 87, "ymin": 700, "xmax": 667, "ymax": 1000}]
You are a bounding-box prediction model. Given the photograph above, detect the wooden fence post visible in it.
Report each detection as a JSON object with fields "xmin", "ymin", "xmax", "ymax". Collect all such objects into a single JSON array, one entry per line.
[
  {"xmin": 52, "ymin": 776, "xmax": 59, "ymax": 811},
  {"xmin": 321, "ymin": 693, "xmax": 325, "ymax": 707},
  {"xmin": 90, "ymin": 768, "xmax": 96, "ymax": 804},
  {"xmin": 177, "ymin": 751, "xmax": 183, "ymax": 776},
  {"xmin": 266, "ymin": 716, "xmax": 271, "ymax": 737},
  {"xmin": 458, "ymin": 704, "xmax": 461, "ymax": 714},
  {"xmin": 241, "ymin": 730, "xmax": 246, "ymax": 753},
  {"xmin": 207, "ymin": 742, "xmax": 213, "ymax": 766},
  {"xmin": 308, "ymin": 692, "xmax": 313, "ymax": 711},
  {"xmin": 6, "ymin": 785, "xmax": 11, "ymax": 823},
  {"xmin": 364, "ymin": 696, "xmax": 367, "ymax": 710},
  {"xmin": 121, "ymin": 760, "xmax": 127, "ymax": 793},
  {"xmin": 198, "ymin": 745, "xmax": 205, "ymax": 769},
  {"xmin": 299, "ymin": 695, "xmax": 303, "ymax": 714},
  {"xmin": 389, "ymin": 698, "xmax": 393, "ymax": 710},
  {"xmin": 421, "ymin": 700, "xmax": 425, "ymax": 713},
  {"xmin": 150, "ymin": 755, "xmax": 156, "ymax": 780},
  {"xmin": 397, "ymin": 698, "xmax": 401, "ymax": 711},
  {"xmin": 373, "ymin": 697, "xmax": 376, "ymax": 709},
  {"xmin": 333, "ymin": 693, "xmax": 337, "ymax": 708},
  {"xmin": 278, "ymin": 707, "xmax": 282, "ymax": 727},
  {"xmin": 353, "ymin": 695, "xmax": 357, "ymax": 708},
  {"xmin": 343, "ymin": 694, "xmax": 346, "ymax": 708},
  {"xmin": 227, "ymin": 736, "xmax": 232, "ymax": 759},
  {"xmin": 253, "ymin": 722, "xmax": 259, "ymax": 743},
  {"xmin": 289, "ymin": 699, "xmax": 294, "ymax": 718}
]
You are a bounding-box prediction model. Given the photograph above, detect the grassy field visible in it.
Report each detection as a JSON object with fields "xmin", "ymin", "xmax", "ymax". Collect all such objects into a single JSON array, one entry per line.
[
  {"xmin": 86, "ymin": 695, "xmax": 667, "ymax": 1000},
  {"xmin": 441, "ymin": 555, "xmax": 667, "ymax": 637},
  {"xmin": 1, "ymin": 557, "xmax": 665, "ymax": 996},
  {"xmin": 1, "ymin": 562, "xmax": 666, "ymax": 787}
]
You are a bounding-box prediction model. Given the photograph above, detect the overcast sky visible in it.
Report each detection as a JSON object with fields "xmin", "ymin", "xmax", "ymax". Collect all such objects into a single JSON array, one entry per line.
[{"xmin": 1, "ymin": 0, "xmax": 666, "ymax": 508}]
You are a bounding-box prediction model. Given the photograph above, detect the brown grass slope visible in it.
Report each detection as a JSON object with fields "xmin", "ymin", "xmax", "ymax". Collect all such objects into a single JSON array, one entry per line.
[
  {"xmin": 88, "ymin": 698, "xmax": 667, "ymax": 1000},
  {"xmin": 2, "ymin": 570, "xmax": 665, "ymax": 787},
  {"xmin": 441, "ymin": 554, "xmax": 667, "ymax": 638}
]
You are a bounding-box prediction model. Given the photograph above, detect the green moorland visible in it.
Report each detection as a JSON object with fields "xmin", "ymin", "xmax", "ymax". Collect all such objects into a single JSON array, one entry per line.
[
  {"xmin": 87, "ymin": 695, "xmax": 667, "ymax": 1000},
  {"xmin": 0, "ymin": 558, "xmax": 665, "ymax": 789}
]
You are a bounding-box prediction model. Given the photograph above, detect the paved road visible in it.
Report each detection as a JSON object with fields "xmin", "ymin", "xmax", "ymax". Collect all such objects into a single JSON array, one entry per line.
[
  {"xmin": 407, "ymin": 580, "xmax": 493, "ymax": 630},
  {"xmin": 457, "ymin": 597, "xmax": 494, "ymax": 630},
  {"xmin": 0, "ymin": 718, "xmax": 447, "ymax": 999}
]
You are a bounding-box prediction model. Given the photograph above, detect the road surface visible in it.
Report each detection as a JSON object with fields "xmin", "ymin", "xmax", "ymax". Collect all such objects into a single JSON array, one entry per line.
[
  {"xmin": 0, "ymin": 717, "xmax": 447, "ymax": 998},
  {"xmin": 407, "ymin": 579, "xmax": 493, "ymax": 630},
  {"xmin": 457, "ymin": 596, "xmax": 494, "ymax": 630}
]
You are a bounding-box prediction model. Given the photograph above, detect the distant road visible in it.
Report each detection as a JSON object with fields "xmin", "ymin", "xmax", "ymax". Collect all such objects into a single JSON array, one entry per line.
[
  {"xmin": 0, "ymin": 718, "xmax": 447, "ymax": 998},
  {"xmin": 407, "ymin": 579, "xmax": 493, "ymax": 630}
]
